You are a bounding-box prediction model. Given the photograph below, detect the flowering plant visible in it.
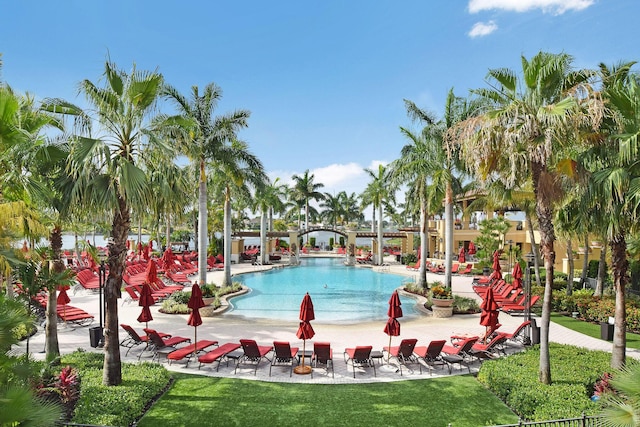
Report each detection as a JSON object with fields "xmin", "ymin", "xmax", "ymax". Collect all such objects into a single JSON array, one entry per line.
[{"xmin": 430, "ymin": 283, "xmax": 452, "ymax": 299}]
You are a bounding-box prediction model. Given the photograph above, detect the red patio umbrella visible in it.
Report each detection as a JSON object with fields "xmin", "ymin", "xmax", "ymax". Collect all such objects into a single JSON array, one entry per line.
[
  {"xmin": 383, "ymin": 290, "xmax": 403, "ymax": 364},
  {"xmin": 137, "ymin": 241, "xmax": 143, "ymax": 256},
  {"xmin": 458, "ymin": 247, "xmax": 466, "ymax": 264},
  {"xmin": 187, "ymin": 284, "xmax": 205, "ymax": 359},
  {"xmin": 294, "ymin": 292, "xmax": 315, "ymax": 375},
  {"xmin": 143, "ymin": 244, "xmax": 150, "ymax": 261},
  {"xmin": 511, "ymin": 262, "xmax": 523, "ymax": 290},
  {"xmin": 479, "ymin": 287, "xmax": 500, "ymax": 343},
  {"xmin": 145, "ymin": 260, "xmax": 158, "ymax": 285},
  {"xmin": 468, "ymin": 241, "xmax": 476, "ymax": 255},
  {"xmin": 137, "ymin": 283, "xmax": 155, "ymax": 329},
  {"xmin": 57, "ymin": 285, "xmax": 71, "ymax": 326},
  {"xmin": 490, "ymin": 250, "xmax": 502, "ymax": 281},
  {"xmin": 161, "ymin": 248, "xmax": 175, "ymax": 271}
]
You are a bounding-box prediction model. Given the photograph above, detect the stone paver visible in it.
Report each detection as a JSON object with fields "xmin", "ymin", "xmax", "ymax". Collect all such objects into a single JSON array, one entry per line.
[{"xmin": 16, "ymin": 256, "xmax": 639, "ymax": 384}]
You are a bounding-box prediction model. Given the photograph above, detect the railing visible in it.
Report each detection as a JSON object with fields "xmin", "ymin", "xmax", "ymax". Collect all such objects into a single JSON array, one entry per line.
[{"xmin": 480, "ymin": 414, "xmax": 600, "ymax": 427}]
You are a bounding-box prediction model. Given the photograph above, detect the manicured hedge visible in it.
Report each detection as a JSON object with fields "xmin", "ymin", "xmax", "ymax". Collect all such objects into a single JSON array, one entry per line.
[
  {"xmin": 62, "ymin": 351, "xmax": 171, "ymax": 426},
  {"xmin": 477, "ymin": 343, "xmax": 611, "ymax": 421}
]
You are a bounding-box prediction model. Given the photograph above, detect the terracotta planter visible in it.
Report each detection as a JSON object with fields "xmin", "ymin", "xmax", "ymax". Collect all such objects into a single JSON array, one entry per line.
[
  {"xmin": 432, "ymin": 298, "xmax": 454, "ymax": 308},
  {"xmin": 202, "ymin": 297, "xmax": 216, "ymax": 306}
]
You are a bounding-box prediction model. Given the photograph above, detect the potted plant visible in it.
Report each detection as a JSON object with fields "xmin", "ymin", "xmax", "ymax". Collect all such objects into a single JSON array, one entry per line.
[
  {"xmin": 430, "ymin": 282, "xmax": 454, "ymax": 307},
  {"xmin": 200, "ymin": 284, "xmax": 216, "ymax": 306}
]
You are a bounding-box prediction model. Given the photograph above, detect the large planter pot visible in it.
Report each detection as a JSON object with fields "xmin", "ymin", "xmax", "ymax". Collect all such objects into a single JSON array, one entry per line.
[
  {"xmin": 202, "ymin": 297, "xmax": 216, "ymax": 306},
  {"xmin": 432, "ymin": 298, "xmax": 454, "ymax": 308}
]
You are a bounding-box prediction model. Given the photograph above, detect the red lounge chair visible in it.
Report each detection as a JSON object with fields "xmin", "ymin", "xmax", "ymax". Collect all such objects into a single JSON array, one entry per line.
[
  {"xmin": 468, "ymin": 333, "xmax": 508, "ymax": 360},
  {"xmin": 235, "ymin": 339, "xmax": 273, "ymax": 375},
  {"xmin": 503, "ymin": 321, "xmax": 532, "ymax": 344},
  {"xmin": 311, "ymin": 342, "xmax": 334, "ymax": 378},
  {"xmin": 57, "ymin": 307, "xmax": 94, "ymax": 326},
  {"xmin": 343, "ymin": 346, "xmax": 376, "ymax": 378},
  {"xmin": 198, "ymin": 342, "xmax": 242, "ymax": 371},
  {"xmin": 451, "ymin": 264, "xmax": 460, "ymax": 274},
  {"xmin": 167, "ymin": 340, "xmax": 219, "ymax": 366},
  {"xmin": 501, "ymin": 295, "xmax": 540, "ymax": 313},
  {"xmin": 269, "ymin": 341, "xmax": 299, "ymax": 377},
  {"xmin": 458, "ymin": 264, "xmax": 473, "ymax": 275},
  {"xmin": 406, "ymin": 259, "xmax": 420, "ymax": 271},
  {"xmin": 413, "ymin": 339, "xmax": 447, "ymax": 375},
  {"xmin": 383, "ymin": 338, "xmax": 420, "ymax": 375},
  {"xmin": 441, "ymin": 336, "xmax": 478, "ymax": 373},
  {"xmin": 143, "ymin": 328, "xmax": 191, "ymax": 362},
  {"xmin": 120, "ymin": 324, "xmax": 170, "ymax": 357}
]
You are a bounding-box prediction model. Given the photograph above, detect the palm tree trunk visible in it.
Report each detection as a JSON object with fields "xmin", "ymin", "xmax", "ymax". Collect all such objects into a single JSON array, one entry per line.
[
  {"xmin": 596, "ymin": 245, "xmax": 607, "ymax": 297},
  {"xmin": 103, "ymin": 195, "xmax": 127, "ymax": 386},
  {"xmin": 165, "ymin": 215, "xmax": 171, "ymax": 251},
  {"xmin": 198, "ymin": 160, "xmax": 208, "ymax": 286},
  {"xmin": 377, "ymin": 203, "xmax": 383, "ymax": 266},
  {"xmin": 444, "ymin": 184, "xmax": 454, "ymax": 289},
  {"xmin": 418, "ymin": 200, "xmax": 428, "ymax": 288},
  {"xmin": 223, "ymin": 193, "xmax": 232, "ymax": 286},
  {"xmin": 137, "ymin": 217, "xmax": 142, "ymax": 249},
  {"xmin": 533, "ymin": 162, "xmax": 554, "ymax": 385},
  {"xmin": 260, "ymin": 210, "xmax": 267, "ymax": 265},
  {"xmin": 580, "ymin": 235, "xmax": 589, "ymax": 288},
  {"xmin": 526, "ymin": 213, "xmax": 542, "ymax": 287},
  {"xmin": 566, "ymin": 239, "xmax": 574, "ymax": 296},
  {"xmin": 610, "ymin": 234, "xmax": 627, "ymax": 369},
  {"xmin": 371, "ymin": 205, "xmax": 376, "ymax": 251},
  {"xmin": 45, "ymin": 225, "xmax": 63, "ymax": 360}
]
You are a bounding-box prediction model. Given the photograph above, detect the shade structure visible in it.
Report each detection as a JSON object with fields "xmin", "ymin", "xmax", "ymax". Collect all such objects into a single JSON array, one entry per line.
[
  {"xmin": 57, "ymin": 286, "xmax": 71, "ymax": 326},
  {"xmin": 490, "ymin": 250, "xmax": 502, "ymax": 281},
  {"xmin": 479, "ymin": 287, "xmax": 500, "ymax": 343},
  {"xmin": 458, "ymin": 247, "xmax": 466, "ymax": 264},
  {"xmin": 468, "ymin": 241, "xmax": 476, "ymax": 255},
  {"xmin": 511, "ymin": 262, "xmax": 523, "ymax": 290},
  {"xmin": 187, "ymin": 284, "xmax": 205, "ymax": 358},
  {"xmin": 383, "ymin": 290, "xmax": 403, "ymax": 364},
  {"xmin": 295, "ymin": 293, "xmax": 315, "ymax": 374},
  {"xmin": 145, "ymin": 261, "xmax": 158, "ymax": 285},
  {"xmin": 137, "ymin": 283, "xmax": 155, "ymax": 328}
]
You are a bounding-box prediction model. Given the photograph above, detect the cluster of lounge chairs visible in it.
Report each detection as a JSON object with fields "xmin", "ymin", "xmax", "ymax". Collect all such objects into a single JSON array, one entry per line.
[
  {"xmin": 406, "ymin": 260, "xmax": 474, "ymax": 275},
  {"xmin": 472, "ymin": 278, "xmax": 540, "ymax": 314},
  {"xmin": 118, "ymin": 321, "xmax": 531, "ymax": 378},
  {"xmin": 32, "ymin": 293, "xmax": 94, "ymax": 326}
]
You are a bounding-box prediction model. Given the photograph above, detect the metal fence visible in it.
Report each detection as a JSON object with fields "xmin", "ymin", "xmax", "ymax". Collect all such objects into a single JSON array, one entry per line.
[{"xmin": 483, "ymin": 414, "xmax": 600, "ymax": 427}]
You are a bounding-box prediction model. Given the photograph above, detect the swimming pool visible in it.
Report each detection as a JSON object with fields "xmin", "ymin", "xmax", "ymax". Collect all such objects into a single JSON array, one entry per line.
[{"xmin": 228, "ymin": 257, "xmax": 419, "ymax": 323}]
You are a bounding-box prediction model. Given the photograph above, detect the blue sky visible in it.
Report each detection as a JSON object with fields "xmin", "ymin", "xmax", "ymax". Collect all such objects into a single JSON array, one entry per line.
[{"xmin": 2, "ymin": 0, "xmax": 639, "ymax": 204}]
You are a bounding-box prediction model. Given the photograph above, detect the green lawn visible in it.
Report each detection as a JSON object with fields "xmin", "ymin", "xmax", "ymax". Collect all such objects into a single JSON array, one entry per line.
[
  {"xmin": 138, "ymin": 373, "xmax": 519, "ymax": 427},
  {"xmin": 550, "ymin": 313, "xmax": 640, "ymax": 349}
]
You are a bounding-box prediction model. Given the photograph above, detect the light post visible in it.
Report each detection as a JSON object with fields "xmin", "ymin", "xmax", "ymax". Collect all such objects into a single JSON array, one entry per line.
[
  {"xmin": 506, "ymin": 240, "xmax": 514, "ymax": 274},
  {"xmin": 524, "ymin": 252, "xmax": 535, "ymax": 345}
]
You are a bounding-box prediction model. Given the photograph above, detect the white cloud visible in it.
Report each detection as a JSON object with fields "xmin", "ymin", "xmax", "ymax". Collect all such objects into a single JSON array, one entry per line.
[
  {"xmin": 468, "ymin": 21, "xmax": 498, "ymax": 38},
  {"xmin": 468, "ymin": 0, "xmax": 594, "ymax": 15}
]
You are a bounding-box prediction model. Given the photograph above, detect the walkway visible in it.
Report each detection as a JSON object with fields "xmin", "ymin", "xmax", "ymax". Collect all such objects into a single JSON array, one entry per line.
[{"xmin": 17, "ymin": 255, "xmax": 640, "ymax": 384}]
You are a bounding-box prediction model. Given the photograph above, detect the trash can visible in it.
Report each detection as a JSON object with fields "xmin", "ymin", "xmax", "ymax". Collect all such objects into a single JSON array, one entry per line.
[
  {"xmin": 396, "ymin": 254, "xmax": 401, "ymax": 263},
  {"xmin": 89, "ymin": 326, "xmax": 103, "ymax": 348},
  {"xmin": 482, "ymin": 266, "xmax": 490, "ymax": 276},
  {"xmin": 600, "ymin": 322, "xmax": 614, "ymax": 341},
  {"xmin": 529, "ymin": 319, "xmax": 540, "ymax": 345}
]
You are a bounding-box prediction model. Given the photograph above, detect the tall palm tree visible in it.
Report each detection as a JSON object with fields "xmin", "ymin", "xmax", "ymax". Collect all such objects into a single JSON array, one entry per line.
[
  {"xmin": 361, "ymin": 164, "xmax": 395, "ymax": 265},
  {"xmin": 161, "ymin": 83, "xmax": 250, "ymax": 286},
  {"xmin": 390, "ymin": 107, "xmax": 438, "ymax": 287},
  {"xmin": 46, "ymin": 60, "xmax": 164, "ymax": 386},
  {"xmin": 291, "ymin": 169, "xmax": 325, "ymax": 238},
  {"xmin": 450, "ymin": 52, "xmax": 598, "ymax": 384},
  {"xmin": 579, "ymin": 62, "xmax": 640, "ymax": 368}
]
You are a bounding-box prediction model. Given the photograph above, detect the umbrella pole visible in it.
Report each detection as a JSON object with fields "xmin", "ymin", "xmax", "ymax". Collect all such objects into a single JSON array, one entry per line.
[
  {"xmin": 387, "ymin": 335, "xmax": 392, "ymax": 364},
  {"xmin": 193, "ymin": 327, "xmax": 197, "ymax": 360},
  {"xmin": 294, "ymin": 339, "xmax": 312, "ymax": 375}
]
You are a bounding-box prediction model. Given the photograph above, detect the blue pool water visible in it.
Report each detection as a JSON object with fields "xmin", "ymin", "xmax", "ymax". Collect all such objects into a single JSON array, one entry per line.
[{"xmin": 229, "ymin": 257, "xmax": 418, "ymax": 323}]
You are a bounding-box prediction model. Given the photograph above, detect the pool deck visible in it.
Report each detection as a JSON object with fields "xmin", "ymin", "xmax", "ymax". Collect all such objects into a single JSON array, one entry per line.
[{"xmin": 17, "ymin": 255, "xmax": 640, "ymax": 384}]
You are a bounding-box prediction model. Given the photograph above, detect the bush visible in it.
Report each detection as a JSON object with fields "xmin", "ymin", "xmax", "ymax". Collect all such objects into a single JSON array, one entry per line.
[
  {"xmin": 477, "ymin": 343, "xmax": 611, "ymax": 421},
  {"xmin": 453, "ymin": 295, "xmax": 480, "ymax": 313},
  {"xmin": 63, "ymin": 351, "xmax": 170, "ymax": 426},
  {"xmin": 403, "ymin": 253, "xmax": 417, "ymax": 265}
]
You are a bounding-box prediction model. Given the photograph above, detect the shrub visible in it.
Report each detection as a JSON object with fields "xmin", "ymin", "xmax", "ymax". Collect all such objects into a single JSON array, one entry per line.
[
  {"xmin": 453, "ymin": 295, "xmax": 480, "ymax": 313},
  {"xmin": 403, "ymin": 282, "xmax": 428, "ymax": 297},
  {"xmin": 403, "ymin": 253, "xmax": 417, "ymax": 265},
  {"xmin": 477, "ymin": 343, "xmax": 611, "ymax": 421}
]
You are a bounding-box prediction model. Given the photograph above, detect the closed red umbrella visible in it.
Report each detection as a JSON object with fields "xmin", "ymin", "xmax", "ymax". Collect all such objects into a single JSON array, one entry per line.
[
  {"xmin": 162, "ymin": 248, "xmax": 174, "ymax": 271},
  {"xmin": 145, "ymin": 261, "xmax": 158, "ymax": 286},
  {"xmin": 137, "ymin": 241, "xmax": 143, "ymax": 256},
  {"xmin": 458, "ymin": 247, "xmax": 466, "ymax": 264},
  {"xmin": 137, "ymin": 283, "xmax": 155, "ymax": 329},
  {"xmin": 383, "ymin": 290, "xmax": 403, "ymax": 364},
  {"xmin": 480, "ymin": 287, "xmax": 500, "ymax": 343},
  {"xmin": 468, "ymin": 241, "xmax": 476, "ymax": 255},
  {"xmin": 490, "ymin": 250, "xmax": 502, "ymax": 281},
  {"xmin": 295, "ymin": 292, "xmax": 315, "ymax": 374},
  {"xmin": 187, "ymin": 284, "xmax": 205, "ymax": 359},
  {"xmin": 511, "ymin": 262, "xmax": 523, "ymax": 290}
]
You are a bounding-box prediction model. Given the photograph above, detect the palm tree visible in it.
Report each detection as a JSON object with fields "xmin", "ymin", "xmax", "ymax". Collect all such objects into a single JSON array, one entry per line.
[
  {"xmin": 389, "ymin": 106, "xmax": 438, "ymax": 287},
  {"xmin": 161, "ymin": 83, "xmax": 250, "ymax": 286},
  {"xmin": 579, "ymin": 62, "xmax": 640, "ymax": 368},
  {"xmin": 46, "ymin": 60, "xmax": 164, "ymax": 386},
  {"xmin": 291, "ymin": 170, "xmax": 325, "ymax": 238},
  {"xmin": 450, "ymin": 52, "xmax": 598, "ymax": 384},
  {"xmin": 598, "ymin": 364, "xmax": 640, "ymax": 426},
  {"xmin": 361, "ymin": 164, "xmax": 395, "ymax": 265}
]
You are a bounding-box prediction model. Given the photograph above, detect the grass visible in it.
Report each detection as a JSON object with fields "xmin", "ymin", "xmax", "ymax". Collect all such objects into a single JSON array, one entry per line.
[
  {"xmin": 138, "ymin": 373, "xmax": 519, "ymax": 427},
  {"xmin": 550, "ymin": 312, "xmax": 640, "ymax": 349}
]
